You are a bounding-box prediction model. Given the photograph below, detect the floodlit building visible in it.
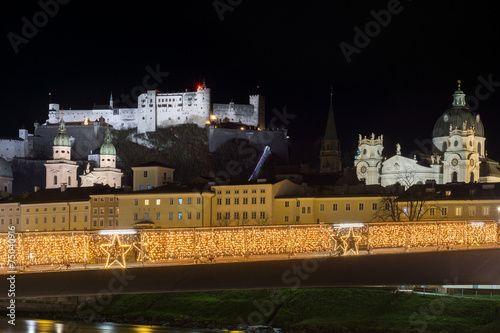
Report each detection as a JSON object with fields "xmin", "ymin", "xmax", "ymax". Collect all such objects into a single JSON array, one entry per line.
[{"xmin": 131, "ymin": 161, "xmax": 175, "ymax": 191}]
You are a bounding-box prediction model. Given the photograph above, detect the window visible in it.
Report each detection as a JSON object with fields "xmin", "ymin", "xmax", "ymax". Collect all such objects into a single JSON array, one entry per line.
[
  {"xmin": 217, "ymin": 212, "xmax": 222, "ymax": 220},
  {"xmin": 260, "ymin": 197, "xmax": 266, "ymax": 204},
  {"xmin": 252, "ymin": 189, "xmax": 257, "ymax": 193},
  {"xmin": 225, "ymin": 212, "xmax": 230, "ymax": 219},
  {"xmin": 251, "ymin": 212, "xmax": 257, "ymax": 219},
  {"xmin": 100, "ymin": 207, "xmax": 105, "ymax": 214},
  {"xmin": 243, "ymin": 190, "xmax": 248, "ymax": 194},
  {"xmin": 260, "ymin": 212, "xmax": 266, "ymax": 219},
  {"xmin": 178, "ymin": 213, "xmax": 183, "ymax": 219},
  {"xmin": 234, "ymin": 198, "xmax": 239, "ymax": 205},
  {"xmin": 144, "ymin": 213, "xmax": 149, "ymax": 220},
  {"xmin": 169, "ymin": 213, "xmax": 173, "ymax": 220},
  {"xmin": 108, "ymin": 219, "xmax": 113, "ymax": 226},
  {"xmin": 242, "ymin": 212, "xmax": 248, "ymax": 219},
  {"xmin": 302, "ymin": 207, "xmax": 306, "ymax": 214},
  {"xmin": 26, "ymin": 218, "xmax": 29, "ymax": 225},
  {"xmin": 483, "ymin": 206, "xmax": 490, "ymax": 216},
  {"xmin": 156, "ymin": 199, "xmax": 161, "ymax": 205},
  {"xmin": 170, "ymin": 198, "xmax": 174, "ymax": 205},
  {"xmin": 44, "ymin": 217, "xmax": 47, "ymax": 223},
  {"xmin": 307, "ymin": 207, "xmax": 311, "ymax": 214},
  {"xmin": 285, "ymin": 201, "xmax": 289, "ymax": 208},
  {"xmin": 188, "ymin": 198, "xmax": 192, "ymax": 204},
  {"xmin": 35, "ymin": 218, "xmax": 38, "ymax": 224},
  {"xmin": 441, "ymin": 207, "xmax": 448, "ymax": 216},
  {"xmin": 84, "ymin": 215, "xmax": 88, "ymax": 222},
  {"xmin": 196, "ymin": 212, "xmax": 200, "ymax": 219},
  {"xmin": 99, "ymin": 219, "xmax": 104, "ymax": 227},
  {"xmin": 284, "ymin": 216, "xmax": 289, "ymax": 222},
  {"xmin": 455, "ymin": 207, "xmax": 462, "ymax": 216},
  {"xmin": 61, "ymin": 216, "xmax": 65, "ymax": 223},
  {"xmin": 243, "ymin": 198, "xmax": 248, "ymax": 205},
  {"xmin": 197, "ymin": 198, "xmax": 201, "ymax": 205},
  {"xmin": 145, "ymin": 199, "xmax": 149, "ymax": 206},
  {"xmin": 73, "ymin": 216, "xmax": 77, "ymax": 222},
  {"xmin": 217, "ymin": 198, "xmax": 222, "ymax": 205},
  {"xmin": 295, "ymin": 216, "xmax": 300, "ymax": 222},
  {"xmin": 178, "ymin": 198, "xmax": 183, "ymax": 205},
  {"xmin": 234, "ymin": 190, "xmax": 239, "ymax": 194},
  {"xmin": 156, "ymin": 213, "xmax": 161, "ymax": 220},
  {"xmin": 143, "ymin": 171, "xmax": 148, "ymax": 177},
  {"xmin": 372, "ymin": 203, "xmax": 378, "ymax": 210},
  {"xmin": 260, "ymin": 189, "xmax": 265, "ymax": 193},
  {"xmin": 346, "ymin": 203, "xmax": 351, "ymax": 211},
  {"xmin": 133, "ymin": 213, "xmax": 138, "ymax": 220},
  {"xmin": 468, "ymin": 207, "xmax": 476, "ymax": 216},
  {"xmin": 297, "ymin": 201, "xmax": 300, "ymax": 207},
  {"xmin": 134, "ymin": 199, "xmax": 138, "ymax": 206},
  {"xmin": 251, "ymin": 198, "xmax": 257, "ymax": 204},
  {"xmin": 319, "ymin": 203, "xmax": 325, "ymax": 211},
  {"xmin": 333, "ymin": 203, "xmax": 338, "ymax": 211},
  {"xmin": 217, "ymin": 190, "xmax": 222, "ymax": 195},
  {"xmin": 93, "ymin": 219, "xmax": 97, "ymax": 227},
  {"xmin": 359, "ymin": 203, "xmax": 364, "ymax": 211},
  {"xmin": 226, "ymin": 198, "xmax": 231, "ymax": 205},
  {"xmin": 429, "ymin": 208, "xmax": 435, "ymax": 216},
  {"xmin": 234, "ymin": 212, "xmax": 240, "ymax": 219},
  {"xmin": 53, "ymin": 207, "xmax": 56, "ymax": 211},
  {"xmin": 187, "ymin": 212, "xmax": 192, "ymax": 219},
  {"xmin": 226, "ymin": 190, "xmax": 231, "ymax": 194},
  {"xmin": 109, "ymin": 208, "xmax": 114, "ymax": 214},
  {"xmin": 93, "ymin": 208, "xmax": 98, "ymax": 215}
]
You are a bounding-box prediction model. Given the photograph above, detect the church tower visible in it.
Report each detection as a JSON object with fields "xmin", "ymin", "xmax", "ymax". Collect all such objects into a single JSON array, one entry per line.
[
  {"xmin": 442, "ymin": 123, "xmax": 480, "ymax": 183},
  {"xmin": 319, "ymin": 89, "xmax": 342, "ymax": 173},
  {"xmin": 354, "ymin": 134, "xmax": 384, "ymax": 185},
  {"xmin": 80, "ymin": 127, "xmax": 123, "ymax": 188},
  {"xmin": 45, "ymin": 116, "xmax": 78, "ymax": 189}
]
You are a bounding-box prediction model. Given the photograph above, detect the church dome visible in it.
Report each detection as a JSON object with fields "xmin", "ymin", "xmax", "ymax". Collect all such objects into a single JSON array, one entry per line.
[
  {"xmin": 100, "ymin": 127, "xmax": 116, "ymax": 155},
  {"xmin": 0, "ymin": 157, "xmax": 13, "ymax": 178},
  {"xmin": 432, "ymin": 82, "xmax": 484, "ymax": 138},
  {"xmin": 53, "ymin": 118, "xmax": 71, "ymax": 147}
]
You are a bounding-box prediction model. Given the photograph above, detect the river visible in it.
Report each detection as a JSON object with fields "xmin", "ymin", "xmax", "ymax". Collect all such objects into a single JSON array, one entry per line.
[{"xmin": 0, "ymin": 318, "xmax": 248, "ymax": 332}]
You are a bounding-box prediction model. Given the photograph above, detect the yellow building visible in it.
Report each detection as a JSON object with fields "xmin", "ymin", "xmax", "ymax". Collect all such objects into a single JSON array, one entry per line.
[
  {"xmin": 89, "ymin": 192, "xmax": 120, "ymax": 230},
  {"xmin": 211, "ymin": 179, "xmax": 298, "ymax": 226},
  {"xmin": 274, "ymin": 195, "xmax": 383, "ymax": 225},
  {"xmin": 0, "ymin": 199, "xmax": 21, "ymax": 232},
  {"xmin": 131, "ymin": 162, "xmax": 175, "ymax": 191},
  {"xmin": 116, "ymin": 183, "xmax": 212, "ymax": 229}
]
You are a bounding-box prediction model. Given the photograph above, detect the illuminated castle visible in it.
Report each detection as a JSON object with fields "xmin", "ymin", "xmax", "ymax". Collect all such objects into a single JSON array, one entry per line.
[{"xmin": 45, "ymin": 81, "xmax": 264, "ymax": 134}]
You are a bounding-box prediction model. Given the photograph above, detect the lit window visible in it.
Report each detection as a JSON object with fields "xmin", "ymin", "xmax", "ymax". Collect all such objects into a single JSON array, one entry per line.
[
  {"xmin": 145, "ymin": 199, "xmax": 149, "ymax": 205},
  {"xmin": 455, "ymin": 207, "xmax": 462, "ymax": 216},
  {"xmin": 156, "ymin": 199, "xmax": 161, "ymax": 205},
  {"xmin": 178, "ymin": 213, "xmax": 183, "ymax": 219},
  {"xmin": 156, "ymin": 213, "xmax": 161, "ymax": 220},
  {"xmin": 178, "ymin": 198, "xmax": 183, "ymax": 205}
]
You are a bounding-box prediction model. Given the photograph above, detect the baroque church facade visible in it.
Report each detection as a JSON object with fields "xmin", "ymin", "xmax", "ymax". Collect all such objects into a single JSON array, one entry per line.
[{"xmin": 354, "ymin": 81, "xmax": 496, "ymax": 187}]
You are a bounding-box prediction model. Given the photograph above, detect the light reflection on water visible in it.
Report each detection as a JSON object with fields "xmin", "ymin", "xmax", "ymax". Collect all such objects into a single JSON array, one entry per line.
[{"xmin": 0, "ymin": 318, "xmax": 247, "ymax": 333}]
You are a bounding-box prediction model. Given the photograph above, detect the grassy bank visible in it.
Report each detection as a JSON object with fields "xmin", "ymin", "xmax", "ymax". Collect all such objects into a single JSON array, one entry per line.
[{"xmin": 81, "ymin": 288, "xmax": 500, "ymax": 332}]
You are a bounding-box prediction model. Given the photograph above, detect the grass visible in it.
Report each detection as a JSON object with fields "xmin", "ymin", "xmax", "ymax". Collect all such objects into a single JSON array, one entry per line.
[{"xmin": 86, "ymin": 288, "xmax": 500, "ymax": 332}]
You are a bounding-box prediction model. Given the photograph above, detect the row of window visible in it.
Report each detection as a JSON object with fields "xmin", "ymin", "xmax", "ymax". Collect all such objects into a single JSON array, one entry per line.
[
  {"xmin": 428, "ymin": 206, "xmax": 492, "ymax": 216},
  {"xmin": 216, "ymin": 189, "xmax": 265, "ymax": 195},
  {"xmin": 216, "ymin": 212, "xmax": 266, "ymax": 220},
  {"xmin": 93, "ymin": 197, "xmax": 115, "ymax": 202},
  {"xmin": 92, "ymin": 219, "xmax": 118, "ymax": 227},
  {"xmin": 24, "ymin": 215, "xmax": 89, "ymax": 224},
  {"xmin": 92, "ymin": 207, "xmax": 118, "ymax": 215},
  {"xmin": 25, "ymin": 206, "xmax": 89, "ymax": 212},
  {"xmin": 284, "ymin": 202, "xmax": 378, "ymax": 211},
  {"xmin": 216, "ymin": 197, "xmax": 265, "ymax": 205},
  {"xmin": 134, "ymin": 198, "xmax": 201, "ymax": 206},
  {"xmin": 134, "ymin": 212, "xmax": 201, "ymax": 221}
]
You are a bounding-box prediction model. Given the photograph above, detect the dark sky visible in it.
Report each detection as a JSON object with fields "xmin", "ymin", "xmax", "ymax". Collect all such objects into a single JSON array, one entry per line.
[{"xmin": 2, "ymin": 0, "xmax": 500, "ymax": 165}]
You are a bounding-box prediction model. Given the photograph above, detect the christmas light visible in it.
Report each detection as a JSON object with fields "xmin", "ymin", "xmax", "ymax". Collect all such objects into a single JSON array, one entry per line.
[{"xmin": 100, "ymin": 234, "xmax": 132, "ymax": 268}]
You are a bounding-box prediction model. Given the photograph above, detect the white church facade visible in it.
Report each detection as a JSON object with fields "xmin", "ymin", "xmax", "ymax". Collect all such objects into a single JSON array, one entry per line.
[{"xmin": 355, "ymin": 81, "xmax": 495, "ymax": 187}]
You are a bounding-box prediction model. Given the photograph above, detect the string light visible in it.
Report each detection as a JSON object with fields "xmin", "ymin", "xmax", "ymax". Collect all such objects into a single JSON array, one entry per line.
[
  {"xmin": 100, "ymin": 234, "xmax": 132, "ymax": 268},
  {"xmin": 0, "ymin": 221, "xmax": 497, "ymax": 268}
]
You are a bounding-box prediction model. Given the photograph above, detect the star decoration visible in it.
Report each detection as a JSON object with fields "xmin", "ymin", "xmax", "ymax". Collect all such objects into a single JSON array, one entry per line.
[
  {"xmin": 341, "ymin": 227, "xmax": 361, "ymax": 255},
  {"xmin": 100, "ymin": 234, "xmax": 132, "ymax": 268},
  {"xmin": 133, "ymin": 241, "xmax": 157, "ymax": 262}
]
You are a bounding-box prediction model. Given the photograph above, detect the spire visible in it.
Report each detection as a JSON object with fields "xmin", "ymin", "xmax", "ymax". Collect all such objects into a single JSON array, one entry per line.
[
  {"xmin": 110, "ymin": 91, "xmax": 113, "ymax": 108},
  {"xmin": 100, "ymin": 126, "xmax": 116, "ymax": 156},
  {"xmin": 53, "ymin": 115, "xmax": 71, "ymax": 147},
  {"xmin": 323, "ymin": 87, "xmax": 338, "ymax": 141},
  {"xmin": 452, "ymin": 79, "xmax": 466, "ymax": 107}
]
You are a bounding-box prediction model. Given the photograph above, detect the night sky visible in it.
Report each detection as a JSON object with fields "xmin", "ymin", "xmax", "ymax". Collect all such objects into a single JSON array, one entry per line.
[{"xmin": 2, "ymin": 0, "xmax": 500, "ymax": 166}]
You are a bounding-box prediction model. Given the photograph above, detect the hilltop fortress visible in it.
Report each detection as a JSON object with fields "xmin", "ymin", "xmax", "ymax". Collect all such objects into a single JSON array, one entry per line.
[{"xmin": 46, "ymin": 81, "xmax": 265, "ymax": 133}]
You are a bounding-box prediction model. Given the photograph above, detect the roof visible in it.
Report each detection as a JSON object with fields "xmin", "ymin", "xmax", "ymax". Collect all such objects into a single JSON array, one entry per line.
[
  {"xmin": 118, "ymin": 182, "xmax": 207, "ymax": 195},
  {"xmin": 132, "ymin": 161, "xmax": 175, "ymax": 169},
  {"xmin": 100, "ymin": 127, "xmax": 116, "ymax": 155},
  {"xmin": 480, "ymin": 158, "xmax": 500, "ymax": 178},
  {"xmin": 21, "ymin": 185, "xmax": 125, "ymax": 204},
  {"xmin": 397, "ymin": 182, "xmax": 500, "ymax": 201}
]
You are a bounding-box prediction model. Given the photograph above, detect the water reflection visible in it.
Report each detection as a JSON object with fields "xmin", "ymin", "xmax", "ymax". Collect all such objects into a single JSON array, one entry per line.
[{"xmin": 0, "ymin": 318, "xmax": 246, "ymax": 333}]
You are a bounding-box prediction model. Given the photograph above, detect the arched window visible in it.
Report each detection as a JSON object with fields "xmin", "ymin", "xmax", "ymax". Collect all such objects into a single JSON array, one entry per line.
[
  {"xmin": 68, "ymin": 176, "xmax": 71, "ymax": 186},
  {"xmin": 442, "ymin": 141, "xmax": 447, "ymax": 152},
  {"xmin": 478, "ymin": 142, "xmax": 482, "ymax": 155},
  {"xmin": 470, "ymin": 172, "xmax": 474, "ymax": 183},
  {"xmin": 53, "ymin": 176, "xmax": 57, "ymax": 185},
  {"xmin": 451, "ymin": 171, "xmax": 457, "ymax": 182}
]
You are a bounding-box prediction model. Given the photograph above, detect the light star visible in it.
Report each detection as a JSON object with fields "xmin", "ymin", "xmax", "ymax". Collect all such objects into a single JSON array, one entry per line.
[
  {"xmin": 133, "ymin": 241, "xmax": 157, "ymax": 262},
  {"xmin": 100, "ymin": 234, "xmax": 132, "ymax": 268},
  {"xmin": 341, "ymin": 227, "xmax": 361, "ymax": 255}
]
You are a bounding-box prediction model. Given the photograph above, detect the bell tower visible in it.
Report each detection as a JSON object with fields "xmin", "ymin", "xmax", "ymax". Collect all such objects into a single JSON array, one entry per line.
[
  {"xmin": 354, "ymin": 133, "xmax": 384, "ymax": 185},
  {"xmin": 319, "ymin": 88, "xmax": 342, "ymax": 173}
]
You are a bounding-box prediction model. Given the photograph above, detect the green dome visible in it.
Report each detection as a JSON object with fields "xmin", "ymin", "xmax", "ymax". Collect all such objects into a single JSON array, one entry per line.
[
  {"xmin": 53, "ymin": 118, "xmax": 71, "ymax": 147},
  {"xmin": 100, "ymin": 127, "xmax": 116, "ymax": 155},
  {"xmin": 433, "ymin": 85, "xmax": 484, "ymax": 138},
  {"xmin": 0, "ymin": 157, "xmax": 13, "ymax": 178}
]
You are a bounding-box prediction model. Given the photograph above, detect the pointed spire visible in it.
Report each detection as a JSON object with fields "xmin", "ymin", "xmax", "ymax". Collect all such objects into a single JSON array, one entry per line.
[
  {"xmin": 323, "ymin": 86, "xmax": 338, "ymax": 141},
  {"xmin": 110, "ymin": 91, "xmax": 113, "ymax": 108}
]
